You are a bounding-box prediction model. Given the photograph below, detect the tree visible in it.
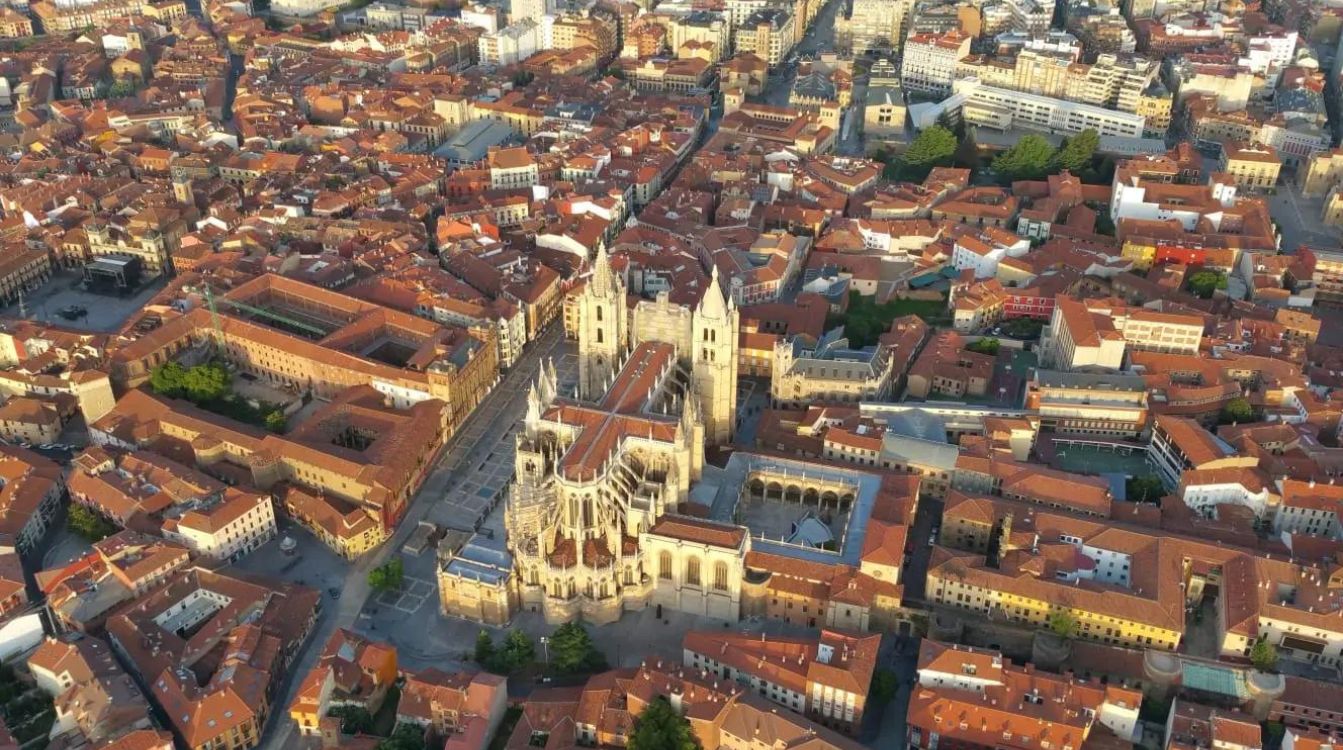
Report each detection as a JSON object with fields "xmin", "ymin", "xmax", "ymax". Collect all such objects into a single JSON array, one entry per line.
[
  {"xmin": 965, "ymin": 338, "xmax": 1000, "ymax": 356},
  {"xmin": 1186, "ymin": 270, "xmax": 1228, "ymax": 299},
  {"xmin": 264, "ymin": 409, "xmax": 288, "ymax": 433},
  {"xmin": 1126, "ymin": 476, "xmax": 1165, "ymax": 503},
  {"xmin": 1052, "ymin": 128, "xmax": 1099, "ymax": 178},
  {"xmin": 953, "ymin": 127, "xmax": 980, "ymax": 171},
  {"xmin": 368, "ymin": 558, "xmax": 404, "ymax": 592},
  {"xmin": 181, "ymin": 362, "xmax": 231, "ymax": 403},
  {"xmin": 501, "ymin": 629, "xmax": 535, "ymax": 671},
  {"xmin": 1047, "ymin": 611, "xmax": 1080, "ymax": 639},
  {"xmin": 1219, "ymin": 396, "xmax": 1257, "ymax": 425},
  {"xmin": 548, "ymin": 622, "xmax": 607, "ymax": 674},
  {"xmin": 106, "ymin": 79, "xmax": 139, "ymax": 98},
  {"xmin": 67, "ymin": 504, "xmax": 118, "ymax": 541},
  {"xmin": 512, "ymin": 71, "xmax": 534, "ymax": 87},
  {"xmin": 603, "ymin": 66, "xmax": 626, "ymax": 79},
  {"xmin": 377, "ymin": 724, "xmax": 426, "ymax": 750},
  {"xmin": 869, "ymin": 669, "xmax": 898, "ymax": 708},
  {"xmin": 474, "ymin": 630, "xmax": 496, "ymax": 667},
  {"xmin": 1250, "ymin": 637, "xmax": 1278, "ymax": 671},
  {"xmin": 628, "ymin": 697, "xmax": 699, "ymax": 750},
  {"xmin": 899, "ymin": 126, "xmax": 958, "ymax": 182},
  {"xmin": 992, "ymin": 135, "xmax": 1055, "ymax": 183},
  {"xmin": 149, "ymin": 361, "xmax": 188, "ymax": 398},
  {"xmin": 328, "ymin": 706, "xmax": 374, "ymax": 735}
]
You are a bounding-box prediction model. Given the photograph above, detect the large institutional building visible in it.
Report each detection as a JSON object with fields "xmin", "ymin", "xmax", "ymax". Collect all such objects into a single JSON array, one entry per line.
[{"xmin": 439, "ymin": 250, "xmax": 915, "ymax": 628}]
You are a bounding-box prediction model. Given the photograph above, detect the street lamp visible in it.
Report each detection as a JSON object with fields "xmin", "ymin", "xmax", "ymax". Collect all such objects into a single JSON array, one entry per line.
[{"xmin": 540, "ymin": 636, "xmax": 549, "ymax": 664}]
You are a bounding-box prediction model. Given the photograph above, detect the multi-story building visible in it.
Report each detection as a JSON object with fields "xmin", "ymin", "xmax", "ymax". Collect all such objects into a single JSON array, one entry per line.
[
  {"xmin": 478, "ymin": 18, "xmax": 540, "ymax": 66},
  {"xmin": 39, "ymin": 531, "xmax": 191, "ymax": 633},
  {"xmin": 105, "ymin": 568, "xmax": 320, "ymax": 750},
  {"xmin": 842, "ymin": 0, "xmax": 910, "ymax": 54},
  {"xmin": 1148, "ymin": 415, "xmax": 1258, "ymax": 488},
  {"xmin": 1042, "ymin": 296, "xmax": 1204, "ymax": 371},
  {"xmin": 28, "ymin": 635, "xmax": 158, "ymax": 747},
  {"xmin": 770, "ymin": 327, "xmax": 900, "ymax": 408},
  {"xmin": 1309, "ymin": 247, "xmax": 1343, "ymax": 306},
  {"xmin": 901, "ymin": 30, "xmax": 972, "ymax": 96},
  {"xmin": 1302, "ymin": 149, "xmax": 1343, "ymax": 197},
  {"xmin": 0, "ymin": 9, "xmax": 33, "ymax": 37},
  {"xmin": 1025, "ymin": 370, "xmax": 1149, "ymax": 437},
  {"xmin": 948, "ymin": 78, "xmax": 1148, "ymax": 138},
  {"xmin": 667, "ymin": 12, "xmax": 729, "ymax": 61},
  {"xmin": 1219, "ymin": 142, "xmax": 1282, "ymax": 191},
  {"xmin": 682, "ymin": 629, "xmax": 880, "ymax": 732},
  {"xmin": 1274, "ymin": 479, "xmax": 1343, "ymax": 538},
  {"xmin": 733, "ymin": 8, "xmax": 794, "ymax": 67},
  {"xmin": 907, "ymin": 641, "xmax": 1142, "ymax": 750},
  {"xmin": 289, "ymin": 629, "xmax": 399, "ymax": 737}
]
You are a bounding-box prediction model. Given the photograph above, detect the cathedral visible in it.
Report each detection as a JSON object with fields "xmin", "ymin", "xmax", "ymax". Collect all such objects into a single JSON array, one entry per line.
[{"xmin": 439, "ymin": 248, "xmax": 745, "ymax": 625}]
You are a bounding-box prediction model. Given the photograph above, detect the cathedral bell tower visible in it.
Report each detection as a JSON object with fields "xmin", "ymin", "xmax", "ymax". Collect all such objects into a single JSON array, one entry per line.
[
  {"xmin": 691, "ymin": 266, "xmax": 739, "ymax": 445},
  {"xmin": 577, "ymin": 246, "xmax": 628, "ymax": 400}
]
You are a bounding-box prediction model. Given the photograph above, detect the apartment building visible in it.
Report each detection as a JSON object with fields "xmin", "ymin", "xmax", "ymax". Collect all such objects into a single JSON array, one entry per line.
[
  {"xmin": 1043, "ymin": 296, "xmax": 1204, "ymax": 371},
  {"xmin": 952, "ymin": 78, "xmax": 1148, "ymax": 138},
  {"xmin": 1273, "ymin": 479, "xmax": 1343, "ymax": 538},
  {"xmin": 487, "ymin": 146, "xmax": 539, "ymax": 190},
  {"xmin": 38, "ymin": 531, "xmax": 191, "ymax": 632},
  {"xmin": 733, "ymin": 9, "xmax": 794, "ymax": 67},
  {"xmin": 28, "ymin": 635, "xmax": 157, "ymax": 746},
  {"xmin": 159, "ymin": 488, "xmax": 276, "ymax": 563},
  {"xmin": 106, "ymin": 568, "xmax": 320, "ymax": 750},
  {"xmin": 1148, "ymin": 415, "xmax": 1258, "ymax": 488},
  {"xmin": 479, "ymin": 18, "xmax": 540, "ymax": 66},
  {"xmin": 908, "ymin": 641, "xmax": 1142, "ymax": 750},
  {"xmin": 1025, "ymin": 370, "xmax": 1149, "ymax": 437},
  {"xmin": 683, "ymin": 629, "xmax": 880, "ymax": 732},
  {"xmin": 901, "ymin": 30, "xmax": 972, "ymax": 96},
  {"xmin": 667, "ymin": 12, "xmax": 729, "ymax": 61},
  {"xmin": 289, "ymin": 629, "xmax": 399, "ymax": 736},
  {"xmin": 842, "ymin": 0, "xmax": 910, "ymax": 53}
]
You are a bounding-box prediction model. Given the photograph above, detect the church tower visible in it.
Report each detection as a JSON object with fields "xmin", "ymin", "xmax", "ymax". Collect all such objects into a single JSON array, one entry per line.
[
  {"xmin": 577, "ymin": 246, "xmax": 628, "ymax": 400},
  {"xmin": 691, "ymin": 267, "xmax": 739, "ymax": 445}
]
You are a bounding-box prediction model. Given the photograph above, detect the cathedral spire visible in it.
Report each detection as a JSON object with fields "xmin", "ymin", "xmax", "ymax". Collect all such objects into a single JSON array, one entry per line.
[
  {"xmin": 700, "ymin": 262, "xmax": 730, "ymax": 318},
  {"xmin": 592, "ymin": 244, "xmax": 614, "ymax": 295}
]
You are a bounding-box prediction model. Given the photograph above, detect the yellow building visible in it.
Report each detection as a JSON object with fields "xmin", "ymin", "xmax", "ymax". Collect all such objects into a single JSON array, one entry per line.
[
  {"xmin": 289, "ymin": 629, "xmax": 399, "ymax": 737},
  {"xmin": 1218, "ymin": 142, "xmax": 1281, "ymax": 191},
  {"xmin": 1302, "ymin": 148, "xmax": 1343, "ymax": 197}
]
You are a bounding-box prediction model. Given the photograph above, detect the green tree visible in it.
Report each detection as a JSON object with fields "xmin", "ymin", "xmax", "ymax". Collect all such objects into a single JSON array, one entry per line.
[
  {"xmin": 1047, "ymin": 611, "xmax": 1080, "ymax": 639},
  {"xmin": 501, "ymin": 629, "xmax": 535, "ymax": 671},
  {"xmin": 376, "ymin": 723, "xmax": 425, "ymax": 750},
  {"xmin": 1051, "ymin": 128, "xmax": 1099, "ymax": 177},
  {"xmin": 1250, "ymin": 637, "xmax": 1278, "ymax": 671},
  {"xmin": 264, "ymin": 409, "xmax": 288, "ymax": 433},
  {"xmin": 628, "ymin": 697, "xmax": 699, "ymax": 750},
  {"xmin": 106, "ymin": 79, "xmax": 139, "ymax": 98},
  {"xmin": 1126, "ymin": 476, "xmax": 1165, "ymax": 503},
  {"xmin": 328, "ymin": 706, "xmax": 374, "ymax": 735},
  {"xmin": 368, "ymin": 558, "xmax": 404, "ymax": 592},
  {"xmin": 1186, "ymin": 270, "xmax": 1228, "ymax": 299},
  {"xmin": 993, "ymin": 134, "xmax": 1055, "ymax": 182},
  {"xmin": 67, "ymin": 504, "xmax": 118, "ymax": 541},
  {"xmin": 548, "ymin": 622, "xmax": 607, "ymax": 673},
  {"xmin": 181, "ymin": 362, "xmax": 231, "ymax": 403},
  {"xmin": 512, "ymin": 71, "xmax": 534, "ymax": 87},
  {"xmin": 149, "ymin": 361, "xmax": 188, "ymax": 398},
  {"xmin": 869, "ymin": 669, "xmax": 898, "ymax": 707},
  {"xmin": 965, "ymin": 338, "xmax": 1000, "ymax": 356},
  {"xmin": 603, "ymin": 66, "xmax": 626, "ymax": 79},
  {"xmin": 899, "ymin": 126, "xmax": 958, "ymax": 182},
  {"xmin": 953, "ymin": 127, "xmax": 980, "ymax": 171},
  {"xmin": 474, "ymin": 630, "xmax": 496, "ymax": 667},
  {"xmin": 1219, "ymin": 396, "xmax": 1257, "ymax": 425}
]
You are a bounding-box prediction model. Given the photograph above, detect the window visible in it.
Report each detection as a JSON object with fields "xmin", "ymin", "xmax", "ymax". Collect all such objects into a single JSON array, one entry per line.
[
  {"xmin": 714, "ymin": 562, "xmax": 729, "ymax": 590},
  {"xmin": 686, "ymin": 556, "xmax": 701, "ymax": 586},
  {"xmin": 659, "ymin": 551, "xmax": 673, "ymax": 580}
]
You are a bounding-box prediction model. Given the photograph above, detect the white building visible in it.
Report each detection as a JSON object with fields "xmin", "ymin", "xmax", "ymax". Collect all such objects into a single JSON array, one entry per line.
[
  {"xmin": 954, "ymin": 78, "xmax": 1148, "ymax": 138},
  {"xmin": 950, "ymin": 231, "xmax": 1030, "ymax": 279},
  {"xmin": 900, "ymin": 29, "xmax": 972, "ymax": 96},
  {"xmin": 459, "ymin": 3, "xmax": 500, "ymax": 32},
  {"xmin": 271, "ymin": 0, "xmax": 327, "ymax": 17},
  {"xmin": 160, "ymin": 490, "xmax": 277, "ymax": 563},
  {"xmin": 478, "ymin": 17, "xmax": 540, "ymax": 66}
]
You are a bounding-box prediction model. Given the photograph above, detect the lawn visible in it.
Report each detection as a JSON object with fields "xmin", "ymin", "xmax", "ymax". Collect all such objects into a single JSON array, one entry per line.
[{"xmin": 827, "ymin": 292, "xmax": 949, "ymax": 347}]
